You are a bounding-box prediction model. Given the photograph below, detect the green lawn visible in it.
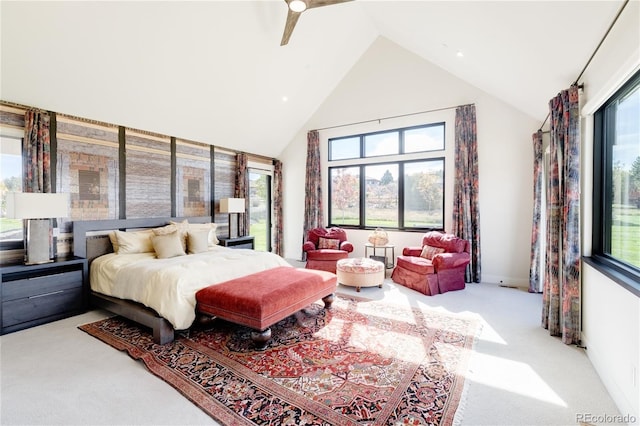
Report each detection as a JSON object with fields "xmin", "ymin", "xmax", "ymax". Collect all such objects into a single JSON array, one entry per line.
[
  {"xmin": 612, "ymin": 205, "xmax": 640, "ymax": 268},
  {"xmin": 249, "ymin": 221, "xmax": 268, "ymax": 251},
  {"xmin": 0, "ymin": 218, "xmax": 21, "ymax": 233}
]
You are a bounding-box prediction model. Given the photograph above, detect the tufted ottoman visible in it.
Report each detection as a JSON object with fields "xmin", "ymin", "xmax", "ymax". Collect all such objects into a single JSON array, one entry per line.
[
  {"xmin": 336, "ymin": 258, "xmax": 385, "ymax": 292},
  {"xmin": 195, "ymin": 266, "xmax": 336, "ymax": 350}
]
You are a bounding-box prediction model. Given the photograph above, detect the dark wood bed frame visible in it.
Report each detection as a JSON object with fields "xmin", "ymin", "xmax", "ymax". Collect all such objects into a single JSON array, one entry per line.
[{"xmin": 72, "ymin": 216, "xmax": 213, "ymax": 344}]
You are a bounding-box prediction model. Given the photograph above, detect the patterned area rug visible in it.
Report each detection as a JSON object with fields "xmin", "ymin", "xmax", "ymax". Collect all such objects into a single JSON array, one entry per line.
[{"xmin": 79, "ymin": 294, "xmax": 481, "ymax": 425}]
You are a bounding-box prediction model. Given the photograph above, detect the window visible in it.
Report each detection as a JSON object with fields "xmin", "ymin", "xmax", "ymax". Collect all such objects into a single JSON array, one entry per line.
[
  {"xmin": 592, "ymin": 69, "xmax": 640, "ymax": 285},
  {"xmin": 248, "ymin": 169, "xmax": 272, "ymax": 252},
  {"xmin": 328, "ymin": 123, "xmax": 445, "ymax": 231},
  {"xmin": 0, "ymin": 135, "xmax": 23, "ymax": 249}
]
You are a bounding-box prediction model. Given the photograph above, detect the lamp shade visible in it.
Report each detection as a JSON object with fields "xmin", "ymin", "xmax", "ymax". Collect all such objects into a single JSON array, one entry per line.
[
  {"xmin": 219, "ymin": 198, "xmax": 245, "ymax": 214},
  {"xmin": 5, "ymin": 192, "xmax": 70, "ymax": 219}
]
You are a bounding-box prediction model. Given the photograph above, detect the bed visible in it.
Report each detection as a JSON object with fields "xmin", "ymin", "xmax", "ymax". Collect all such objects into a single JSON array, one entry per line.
[{"xmin": 72, "ymin": 216, "xmax": 291, "ymax": 344}]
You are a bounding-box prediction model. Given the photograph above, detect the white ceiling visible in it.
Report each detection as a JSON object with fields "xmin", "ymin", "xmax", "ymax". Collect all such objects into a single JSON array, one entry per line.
[{"xmin": 0, "ymin": 1, "xmax": 627, "ymax": 158}]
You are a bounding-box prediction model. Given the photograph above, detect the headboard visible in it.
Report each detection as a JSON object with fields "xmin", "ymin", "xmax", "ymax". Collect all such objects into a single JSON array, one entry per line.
[{"xmin": 72, "ymin": 216, "xmax": 214, "ymax": 264}]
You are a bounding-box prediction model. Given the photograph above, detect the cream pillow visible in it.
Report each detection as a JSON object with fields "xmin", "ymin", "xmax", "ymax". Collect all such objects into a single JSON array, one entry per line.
[
  {"xmin": 151, "ymin": 231, "xmax": 186, "ymax": 259},
  {"xmin": 152, "ymin": 224, "xmax": 178, "ymax": 236},
  {"xmin": 169, "ymin": 220, "xmax": 190, "ymax": 250},
  {"xmin": 188, "ymin": 223, "xmax": 220, "ymax": 246},
  {"xmin": 108, "ymin": 231, "xmax": 119, "ymax": 253},
  {"xmin": 187, "ymin": 230, "xmax": 210, "ymax": 254},
  {"xmin": 420, "ymin": 244, "xmax": 445, "ymax": 260},
  {"xmin": 114, "ymin": 230, "xmax": 154, "ymax": 254}
]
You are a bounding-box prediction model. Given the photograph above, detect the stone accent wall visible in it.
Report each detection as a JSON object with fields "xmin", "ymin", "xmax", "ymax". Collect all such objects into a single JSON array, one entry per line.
[
  {"xmin": 214, "ymin": 149, "xmax": 236, "ymax": 238},
  {"xmin": 125, "ymin": 129, "xmax": 171, "ymax": 218},
  {"xmin": 176, "ymin": 138, "xmax": 210, "ymax": 217},
  {"xmin": 1, "ymin": 100, "xmax": 275, "ymax": 260},
  {"xmin": 56, "ymin": 115, "xmax": 119, "ymax": 231}
]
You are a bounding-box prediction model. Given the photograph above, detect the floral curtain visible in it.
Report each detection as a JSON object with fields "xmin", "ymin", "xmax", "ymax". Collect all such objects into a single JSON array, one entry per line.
[
  {"xmin": 273, "ymin": 159, "xmax": 284, "ymax": 256},
  {"xmin": 453, "ymin": 104, "xmax": 481, "ymax": 283},
  {"xmin": 529, "ymin": 130, "xmax": 544, "ymax": 293},
  {"xmin": 542, "ymin": 85, "xmax": 581, "ymax": 345},
  {"xmin": 23, "ymin": 109, "xmax": 51, "ymax": 193},
  {"xmin": 302, "ymin": 130, "xmax": 323, "ymax": 255},
  {"xmin": 235, "ymin": 152, "xmax": 248, "ymax": 237}
]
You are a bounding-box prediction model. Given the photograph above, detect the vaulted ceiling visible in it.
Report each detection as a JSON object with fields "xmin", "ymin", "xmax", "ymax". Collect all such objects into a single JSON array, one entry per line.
[{"xmin": 0, "ymin": 1, "xmax": 626, "ymax": 158}]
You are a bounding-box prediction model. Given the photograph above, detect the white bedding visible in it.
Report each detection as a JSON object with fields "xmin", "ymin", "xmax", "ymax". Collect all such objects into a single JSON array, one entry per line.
[{"xmin": 90, "ymin": 246, "xmax": 291, "ymax": 330}]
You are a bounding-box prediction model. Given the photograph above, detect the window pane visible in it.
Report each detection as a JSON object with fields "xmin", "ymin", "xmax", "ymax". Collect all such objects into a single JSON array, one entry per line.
[
  {"xmin": 404, "ymin": 124, "xmax": 445, "ymax": 153},
  {"xmin": 0, "ymin": 136, "xmax": 23, "ymax": 243},
  {"xmin": 404, "ymin": 160, "xmax": 444, "ymax": 228},
  {"xmin": 329, "ymin": 137, "xmax": 360, "ymax": 161},
  {"xmin": 330, "ymin": 167, "xmax": 360, "ymax": 225},
  {"xmin": 365, "ymin": 164, "xmax": 398, "ymax": 227},
  {"xmin": 248, "ymin": 171, "xmax": 270, "ymax": 252},
  {"xmin": 609, "ymin": 84, "xmax": 640, "ymax": 268},
  {"xmin": 364, "ymin": 132, "xmax": 399, "ymax": 157}
]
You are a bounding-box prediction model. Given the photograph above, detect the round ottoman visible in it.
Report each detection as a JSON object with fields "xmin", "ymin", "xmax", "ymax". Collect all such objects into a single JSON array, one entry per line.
[{"xmin": 336, "ymin": 258, "xmax": 385, "ymax": 292}]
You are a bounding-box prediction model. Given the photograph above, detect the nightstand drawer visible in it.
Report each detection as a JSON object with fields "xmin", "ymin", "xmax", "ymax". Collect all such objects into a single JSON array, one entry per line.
[
  {"xmin": 219, "ymin": 236, "xmax": 255, "ymax": 249},
  {"xmin": 232, "ymin": 242, "xmax": 254, "ymax": 249},
  {"xmin": 2, "ymin": 270, "xmax": 83, "ymax": 302},
  {"xmin": 2, "ymin": 286, "xmax": 84, "ymax": 328}
]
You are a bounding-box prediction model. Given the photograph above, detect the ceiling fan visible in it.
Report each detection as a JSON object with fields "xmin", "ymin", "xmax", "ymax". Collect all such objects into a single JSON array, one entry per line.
[{"xmin": 280, "ymin": 0, "xmax": 354, "ymax": 46}]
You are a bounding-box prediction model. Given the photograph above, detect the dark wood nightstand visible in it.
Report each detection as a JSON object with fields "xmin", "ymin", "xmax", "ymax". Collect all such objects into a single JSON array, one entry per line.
[
  {"xmin": 218, "ymin": 236, "xmax": 255, "ymax": 250},
  {"xmin": 1, "ymin": 257, "xmax": 87, "ymax": 335}
]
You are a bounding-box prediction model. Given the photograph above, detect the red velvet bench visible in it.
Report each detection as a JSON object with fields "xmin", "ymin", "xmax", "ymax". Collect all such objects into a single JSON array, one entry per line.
[{"xmin": 195, "ymin": 266, "xmax": 337, "ymax": 350}]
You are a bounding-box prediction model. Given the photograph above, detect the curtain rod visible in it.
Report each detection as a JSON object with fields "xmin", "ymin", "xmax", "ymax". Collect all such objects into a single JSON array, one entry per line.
[
  {"xmin": 537, "ymin": 0, "xmax": 629, "ymax": 132},
  {"xmin": 315, "ymin": 103, "xmax": 473, "ymax": 132}
]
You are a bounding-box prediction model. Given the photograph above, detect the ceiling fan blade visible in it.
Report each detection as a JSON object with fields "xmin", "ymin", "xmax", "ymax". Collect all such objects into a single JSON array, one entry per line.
[
  {"xmin": 307, "ymin": 0, "xmax": 354, "ymax": 10},
  {"xmin": 281, "ymin": 8, "xmax": 301, "ymax": 46}
]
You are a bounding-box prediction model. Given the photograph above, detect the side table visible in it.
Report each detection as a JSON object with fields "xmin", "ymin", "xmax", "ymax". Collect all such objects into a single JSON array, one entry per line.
[
  {"xmin": 1, "ymin": 256, "xmax": 87, "ymax": 335},
  {"xmin": 364, "ymin": 243, "xmax": 395, "ymax": 269}
]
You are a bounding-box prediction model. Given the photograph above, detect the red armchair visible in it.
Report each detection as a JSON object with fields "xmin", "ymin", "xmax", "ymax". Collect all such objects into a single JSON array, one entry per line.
[
  {"xmin": 391, "ymin": 231, "xmax": 470, "ymax": 296},
  {"xmin": 303, "ymin": 227, "xmax": 354, "ymax": 273}
]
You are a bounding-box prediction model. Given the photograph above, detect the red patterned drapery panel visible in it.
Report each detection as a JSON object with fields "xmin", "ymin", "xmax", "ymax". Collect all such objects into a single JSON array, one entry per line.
[
  {"xmin": 235, "ymin": 152, "xmax": 248, "ymax": 237},
  {"xmin": 529, "ymin": 130, "xmax": 544, "ymax": 293},
  {"xmin": 273, "ymin": 159, "xmax": 283, "ymax": 256},
  {"xmin": 452, "ymin": 104, "xmax": 481, "ymax": 283},
  {"xmin": 302, "ymin": 130, "xmax": 323, "ymax": 258},
  {"xmin": 542, "ymin": 85, "xmax": 581, "ymax": 345},
  {"xmin": 23, "ymin": 109, "xmax": 51, "ymax": 193}
]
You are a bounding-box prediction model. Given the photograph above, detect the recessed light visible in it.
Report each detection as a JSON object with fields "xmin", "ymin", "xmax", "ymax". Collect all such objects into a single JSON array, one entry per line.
[
  {"xmin": 456, "ymin": 51, "xmax": 464, "ymax": 58},
  {"xmin": 282, "ymin": 96, "xmax": 288, "ymax": 102}
]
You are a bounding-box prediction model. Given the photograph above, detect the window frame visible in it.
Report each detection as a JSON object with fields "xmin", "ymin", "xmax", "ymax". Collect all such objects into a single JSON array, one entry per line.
[
  {"xmin": 589, "ymin": 69, "xmax": 640, "ymax": 296},
  {"xmin": 0, "ymin": 134, "xmax": 24, "ymax": 251},
  {"xmin": 327, "ymin": 122, "xmax": 447, "ymax": 232}
]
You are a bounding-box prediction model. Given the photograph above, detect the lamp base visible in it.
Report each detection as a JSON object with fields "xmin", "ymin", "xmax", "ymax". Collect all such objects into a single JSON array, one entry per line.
[{"xmin": 24, "ymin": 219, "xmax": 53, "ymax": 265}]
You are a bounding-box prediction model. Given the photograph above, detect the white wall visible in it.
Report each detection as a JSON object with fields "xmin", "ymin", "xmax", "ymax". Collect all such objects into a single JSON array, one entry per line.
[
  {"xmin": 280, "ymin": 36, "xmax": 539, "ymax": 287},
  {"xmin": 579, "ymin": 1, "xmax": 640, "ymax": 421}
]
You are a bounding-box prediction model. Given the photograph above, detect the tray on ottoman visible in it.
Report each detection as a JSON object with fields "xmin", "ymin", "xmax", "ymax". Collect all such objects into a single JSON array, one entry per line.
[{"xmin": 195, "ymin": 266, "xmax": 337, "ymax": 349}]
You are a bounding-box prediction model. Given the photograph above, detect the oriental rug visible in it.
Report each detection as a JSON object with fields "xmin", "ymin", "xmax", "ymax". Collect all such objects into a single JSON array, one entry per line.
[{"xmin": 79, "ymin": 295, "xmax": 481, "ymax": 426}]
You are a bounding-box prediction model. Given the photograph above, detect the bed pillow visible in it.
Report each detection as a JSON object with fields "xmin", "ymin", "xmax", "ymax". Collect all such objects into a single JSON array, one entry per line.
[
  {"xmin": 169, "ymin": 220, "xmax": 190, "ymax": 250},
  {"xmin": 420, "ymin": 244, "xmax": 445, "ymax": 260},
  {"xmin": 151, "ymin": 231, "xmax": 186, "ymax": 259},
  {"xmin": 318, "ymin": 237, "xmax": 340, "ymax": 250},
  {"xmin": 114, "ymin": 230, "xmax": 154, "ymax": 254},
  {"xmin": 187, "ymin": 230, "xmax": 210, "ymax": 254},
  {"xmin": 152, "ymin": 224, "xmax": 177, "ymax": 236},
  {"xmin": 108, "ymin": 231, "xmax": 119, "ymax": 253},
  {"xmin": 187, "ymin": 223, "xmax": 220, "ymax": 246}
]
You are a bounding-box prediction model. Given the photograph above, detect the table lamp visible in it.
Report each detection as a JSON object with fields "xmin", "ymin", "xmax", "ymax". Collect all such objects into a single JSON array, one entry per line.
[
  {"xmin": 5, "ymin": 192, "xmax": 70, "ymax": 264},
  {"xmin": 219, "ymin": 198, "xmax": 245, "ymax": 239}
]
